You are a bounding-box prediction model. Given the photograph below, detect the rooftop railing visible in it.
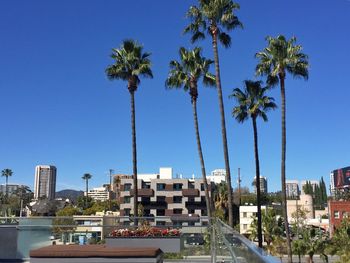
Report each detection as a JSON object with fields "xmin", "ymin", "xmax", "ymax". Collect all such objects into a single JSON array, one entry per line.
[{"xmin": 0, "ymin": 216, "xmax": 279, "ymax": 263}]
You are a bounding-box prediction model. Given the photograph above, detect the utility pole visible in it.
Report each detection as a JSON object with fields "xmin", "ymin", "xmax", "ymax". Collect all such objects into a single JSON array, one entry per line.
[
  {"xmin": 238, "ymin": 168, "xmax": 241, "ymax": 206},
  {"xmin": 109, "ymin": 169, "xmax": 114, "ymax": 211}
]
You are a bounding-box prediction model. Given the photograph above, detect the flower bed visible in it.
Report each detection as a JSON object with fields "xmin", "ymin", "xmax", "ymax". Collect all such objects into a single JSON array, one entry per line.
[
  {"xmin": 109, "ymin": 227, "xmax": 180, "ymax": 238},
  {"xmin": 106, "ymin": 227, "xmax": 182, "ymax": 253}
]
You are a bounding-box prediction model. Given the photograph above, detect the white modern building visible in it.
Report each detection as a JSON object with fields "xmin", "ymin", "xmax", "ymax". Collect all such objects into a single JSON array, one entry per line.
[
  {"xmin": 207, "ymin": 169, "xmax": 226, "ymax": 184},
  {"xmin": 239, "ymin": 205, "xmax": 267, "ymax": 235},
  {"xmin": 87, "ymin": 186, "xmax": 109, "ymax": 201},
  {"xmin": 34, "ymin": 165, "xmax": 57, "ymax": 200}
]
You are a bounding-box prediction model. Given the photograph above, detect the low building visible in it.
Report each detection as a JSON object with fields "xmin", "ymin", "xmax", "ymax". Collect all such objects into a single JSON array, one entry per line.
[
  {"xmin": 0, "ymin": 184, "xmax": 30, "ymax": 195},
  {"xmin": 207, "ymin": 169, "xmax": 226, "ymax": 184},
  {"xmin": 87, "ymin": 186, "xmax": 109, "ymax": 202},
  {"xmin": 328, "ymin": 200, "xmax": 350, "ymax": 237},
  {"xmin": 286, "ymin": 194, "xmax": 314, "ymax": 221},
  {"xmin": 239, "ymin": 205, "xmax": 267, "ymax": 235}
]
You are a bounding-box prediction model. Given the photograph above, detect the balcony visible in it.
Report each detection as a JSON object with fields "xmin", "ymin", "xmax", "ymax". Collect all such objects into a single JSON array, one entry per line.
[
  {"xmin": 182, "ymin": 188, "xmax": 199, "ymax": 197},
  {"xmin": 185, "ymin": 201, "xmax": 206, "ymax": 209},
  {"xmin": 141, "ymin": 201, "xmax": 167, "ymax": 209},
  {"xmin": 171, "ymin": 213, "xmax": 200, "ymax": 222},
  {"xmin": 137, "ymin": 188, "xmax": 154, "ymax": 197}
]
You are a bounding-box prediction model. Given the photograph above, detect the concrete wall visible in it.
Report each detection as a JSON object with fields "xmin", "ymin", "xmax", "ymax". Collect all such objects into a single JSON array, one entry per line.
[{"xmin": 0, "ymin": 225, "xmax": 18, "ymax": 259}]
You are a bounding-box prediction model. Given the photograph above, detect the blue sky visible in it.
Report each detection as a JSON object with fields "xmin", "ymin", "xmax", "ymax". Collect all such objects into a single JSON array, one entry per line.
[{"xmin": 0, "ymin": 0, "xmax": 349, "ymax": 192}]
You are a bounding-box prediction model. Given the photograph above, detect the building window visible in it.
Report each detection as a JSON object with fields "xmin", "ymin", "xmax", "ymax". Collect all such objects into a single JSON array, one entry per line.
[
  {"xmin": 173, "ymin": 196, "xmax": 182, "ymax": 203},
  {"xmin": 188, "ymin": 182, "xmax": 195, "ymax": 189},
  {"xmin": 188, "ymin": 209, "xmax": 195, "ymax": 214},
  {"xmin": 200, "ymin": 196, "xmax": 205, "ymax": 202},
  {"xmin": 142, "ymin": 182, "xmax": 150, "ymax": 189},
  {"xmin": 157, "ymin": 183, "xmax": 166, "ymax": 191},
  {"xmin": 173, "ymin": 183, "xmax": 183, "ymax": 190},
  {"xmin": 156, "ymin": 221, "xmax": 165, "ymax": 226},
  {"xmin": 200, "ymin": 184, "xmax": 205, "ymax": 191},
  {"xmin": 141, "ymin": 197, "xmax": 150, "ymax": 203},
  {"xmin": 124, "ymin": 209, "xmax": 131, "ymax": 216},
  {"xmin": 243, "ymin": 224, "xmax": 247, "ymax": 230},
  {"xmin": 334, "ymin": 211, "xmax": 340, "ymax": 219},
  {"xmin": 243, "ymin": 212, "xmax": 247, "ymax": 218},
  {"xmin": 124, "ymin": 184, "xmax": 131, "ymax": 191},
  {"xmin": 188, "ymin": 197, "xmax": 195, "ymax": 202},
  {"xmin": 157, "ymin": 196, "xmax": 165, "ymax": 202},
  {"xmin": 124, "ymin": 196, "xmax": 131, "ymax": 203},
  {"xmin": 173, "ymin": 209, "xmax": 182, "ymax": 214},
  {"xmin": 173, "ymin": 221, "xmax": 182, "ymax": 227},
  {"xmin": 188, "ymin": 221, "xmax": 195, "ymax": 226},
  {"xmin": 157, "ymin": 209, "xmax": 165, "ymax": 216},
  {"xmin": 201, "ymin": 209, "xmax": 207, "ymax": 216}
]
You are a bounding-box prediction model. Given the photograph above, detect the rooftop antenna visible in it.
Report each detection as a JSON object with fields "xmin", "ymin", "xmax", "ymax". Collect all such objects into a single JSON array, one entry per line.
[
  {"xmin": 109, "ymin": 169, "xmax": 114, "ymax": 211},
  {"xmin": 238, "ymin": 168, "xmax": 241, "ymax": 206}
]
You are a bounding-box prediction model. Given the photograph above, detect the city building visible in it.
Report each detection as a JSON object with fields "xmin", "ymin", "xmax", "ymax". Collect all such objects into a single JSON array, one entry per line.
[
  {"xmin": 330, "ymin": 166, "xmax": 350, "ymax": 195},
  {"xmin": 300, "ymin": 180, "xmax": 319, "ymax": 195},
  {"xmin": 207, "ymin": 169, "xmax": 226, "ymax": 184},
  {"xmin": 286, "ymin": 180, "xmax": 300, "ymax": 198},
  {"xmin": 239, "ymin": 205, "xmax": 267, "ymax": 235},
  {"xmin": 34, "ymin": 165, "xmax": 57, "ymax": 200},
  {"xmin": 0, "ymin": 184, "xmax": 29, "ymax": 196},
  {"xmin": 87, "ymin": 186, "xmax": 109, "ymax": 202},
  {"xmin": 119, "ymin": 167, "xmax": 213, "ymax": 226},
  {"xmin": 328, "ymin": 200, "xmax": 350, "ymax": 237},
  {"xmin": 286, "ymin": 194, "xmax": 314, "ymax": 221},
  {"xmin": 252, "ymin": 176, "xmax": 268, "ymax": 194}
]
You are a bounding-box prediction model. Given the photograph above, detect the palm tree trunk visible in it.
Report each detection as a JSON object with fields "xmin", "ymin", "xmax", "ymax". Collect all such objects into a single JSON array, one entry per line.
[
  {"xmin": 280, "ymin": 75, "xmax": 292, "ymax": 262},
  {"xmin": 192, "ymin": 97, "xmax": 212, "ymax": 218},
  {"xmin": 211, "ymin": 31, "xmax": 234, "ymax": 227},
  {"xmin": 85, "ymin": 179, "xmax": 88, "ymax": 209},
  {"xmin": 130, "ymin": 90, "xmax": 138, "ymax": 224},
  {"xmin": 191, "ymin": 96, "xmax": 215, "ymax": 262},
  {"xmin": 5, "ymin": 176, "xmax": 8, "ymax": 199},
  {"xmin": 252, "ymin": 117, "xmax": 263, "ymax": 248}
]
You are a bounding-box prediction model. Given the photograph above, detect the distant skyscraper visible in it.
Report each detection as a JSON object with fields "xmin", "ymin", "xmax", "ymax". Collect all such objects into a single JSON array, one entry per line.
[
  {"xmin": 34, "ymin": 165, "xmax": 57, "ymax": 200},
  {"xmin": 252, "ymin": 176, "xmax": 268, "ymax": 194},
  {"xmin": 286, "ymin": 180, "xmax": 299, "ymax": 198}
]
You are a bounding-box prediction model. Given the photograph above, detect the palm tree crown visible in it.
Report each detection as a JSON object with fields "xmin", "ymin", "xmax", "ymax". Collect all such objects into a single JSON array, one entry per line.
[
  {"xmin": 165, "ymin": 47, "xmax": 215, "ymax": 98},
  {"xmin": 82, "ymin": 173, "xmax": 92, "ymax": 181},
  {"xmin": 184, "ymin": 0, "xmax": 242, "ymax": 47},
  {"xmin": 230, "ymin": 80, "xmax": 277, "ymax": 122},
  {"xmin": 255, "ymin": 35, "xmax": 309, "ymax": 84},
  {"xmin": 106, "ymin": 40, "xmax": 153, "ymax": 92}
]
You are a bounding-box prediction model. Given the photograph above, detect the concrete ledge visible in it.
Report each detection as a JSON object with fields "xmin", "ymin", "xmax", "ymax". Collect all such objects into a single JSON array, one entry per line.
[{"xmin": 30, "ymin": 245, "xmax": 163, "ymax": 263}]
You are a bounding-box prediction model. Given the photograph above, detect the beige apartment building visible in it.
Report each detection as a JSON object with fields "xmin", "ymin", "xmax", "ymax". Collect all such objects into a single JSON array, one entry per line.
[{"xmin": 119, "ymin": 168, "xmax": 214, "ymax": 226}]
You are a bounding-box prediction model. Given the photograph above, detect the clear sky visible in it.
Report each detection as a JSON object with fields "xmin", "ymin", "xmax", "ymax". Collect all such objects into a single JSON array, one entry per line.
[{"xmin": 0, "ymin": 0, "xmax": 349, "ymax": 193}]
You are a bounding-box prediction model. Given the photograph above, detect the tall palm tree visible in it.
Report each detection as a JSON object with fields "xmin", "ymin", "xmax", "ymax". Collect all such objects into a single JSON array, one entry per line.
[
  {"xmin": 82, "ymin": 173, "xmax": 92, "ymax": 208},
  {"xmin": 165, "ymin": 47, "xmax": 215, "ymax": 219},
  {"xmin": 256, "ymin": 35, "xmax": 309, "ymax": 261},
  {"xmin": 184, "ymin": 0, "xmax": 242, "ymax": 227},
  {"xmin": 1, "ymin": 169, "xmax": 13, "ymax": 199},
  {"xmin": 106, "ymin": 40, "xmax": 153, "ymax": 221},
  {"xmin": 230, "ymin": 80, "xmax": 277, "ymax": 248}
]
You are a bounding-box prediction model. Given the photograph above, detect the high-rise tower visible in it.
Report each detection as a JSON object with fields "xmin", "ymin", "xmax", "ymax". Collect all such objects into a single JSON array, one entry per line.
[{"xmin": 34, "ymin": 165, "xmax": 57, "ymax": 200}]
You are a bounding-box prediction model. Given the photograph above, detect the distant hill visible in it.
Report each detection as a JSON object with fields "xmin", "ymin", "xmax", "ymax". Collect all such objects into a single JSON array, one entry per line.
[{"xmin": 55, "ymin": 189, "xmax": 83, "ymax": 203}]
